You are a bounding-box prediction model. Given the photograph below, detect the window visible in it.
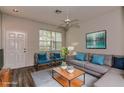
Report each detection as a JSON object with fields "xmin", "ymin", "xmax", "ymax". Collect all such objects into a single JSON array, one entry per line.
[{"xmin": 39, "ymin": 30, "xmax": 62, "ymax": 51}]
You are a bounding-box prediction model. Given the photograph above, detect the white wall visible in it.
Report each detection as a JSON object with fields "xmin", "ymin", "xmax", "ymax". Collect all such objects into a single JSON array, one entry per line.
[
  {"xmin": 2, "ymin": 14, "xmax": 66, "ymax": 68},
  {"xmin": 66, "ymin": 7, "xmax": 124, "ymax": 55},
  {"xmin": 0, "ymin": 12, "xmax": 2, "ymax": 49},
  {"xmin": 122, "ymin": 7, "xmax": 124, "ymax": 54}
]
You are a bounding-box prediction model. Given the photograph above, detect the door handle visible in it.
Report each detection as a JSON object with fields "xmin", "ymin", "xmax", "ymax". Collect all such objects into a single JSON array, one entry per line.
[
  {"xmin": 24, "ymin": 48, "xmax": 27, "ymax": 53},
  {"xmin": 24, "ymin": 51, "xmax": 27, "ymax": 53}
]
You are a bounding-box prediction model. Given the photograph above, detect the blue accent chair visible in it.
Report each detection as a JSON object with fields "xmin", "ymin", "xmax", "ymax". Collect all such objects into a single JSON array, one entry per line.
[
  {"xmin": 52, "ymin": 52, "xmax": 64, "ymax": 62},
  {"xmin": 34, "ymin": 53, "xmax": 52, "ymax": 70}
]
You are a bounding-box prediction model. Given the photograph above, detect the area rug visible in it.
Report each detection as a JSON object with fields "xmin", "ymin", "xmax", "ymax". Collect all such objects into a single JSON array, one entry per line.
[{"xmin": 31, "ymin": 68, "xmax": 98, "ymax": 87}]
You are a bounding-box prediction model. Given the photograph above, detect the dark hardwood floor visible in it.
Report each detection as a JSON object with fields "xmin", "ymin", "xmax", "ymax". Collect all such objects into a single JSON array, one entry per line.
[{"xmin": 11, "ymin": 65, "xmax": 55, "ymax": 87}]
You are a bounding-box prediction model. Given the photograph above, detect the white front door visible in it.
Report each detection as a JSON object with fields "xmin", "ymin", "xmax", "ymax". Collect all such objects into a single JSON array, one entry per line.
[{"xmin": 5, "ymin": 32, "xmax": 27, "ymax": 69}]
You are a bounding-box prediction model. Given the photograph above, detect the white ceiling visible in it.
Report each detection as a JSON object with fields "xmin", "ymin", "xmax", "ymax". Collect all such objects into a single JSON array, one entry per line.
[{"xmin": 0, "ymin": 6, "xmax": 119, "ymax": 26}]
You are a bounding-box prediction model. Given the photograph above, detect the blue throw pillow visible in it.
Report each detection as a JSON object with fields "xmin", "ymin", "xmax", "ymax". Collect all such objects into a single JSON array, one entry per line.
[
  {"xmin": 54, "ymin": 53, "xmax": 61, "ymax": 58},
  {"xmin": 113, "ymin": 57, "xmax": 124, "ymax": 70},
  {"xmin": 92, "ymin": 55, "xmax": 105, "ymax": 65},
  {"xmin": 38, "ymin": 53, "xmax": 47, "ymax": 60},
  {"xmin": 75, "ymin": 52, "xmax": 86, "ymax": 61}
]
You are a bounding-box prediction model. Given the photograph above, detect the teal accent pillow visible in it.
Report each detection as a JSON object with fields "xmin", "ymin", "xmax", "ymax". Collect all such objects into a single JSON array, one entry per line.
[
  {"xmin": 75, "ymin": 52, "xmax": 86, "ymax": 61},
  {"xmin": 53, "ymin": 53, "xmax": 61, "ymax": 58},
  {"xmin": 92, "ymin": 55, "xmax": 105, "ymax": 65},
  {"xmin": 38, "ymin": 53, "xmax": 47, "ymax": 60}
]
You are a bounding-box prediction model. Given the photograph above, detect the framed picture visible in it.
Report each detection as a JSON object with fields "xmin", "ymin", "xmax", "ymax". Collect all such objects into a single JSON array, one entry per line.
[{"xmin": 86, "ymin": 30, "xmax": 106, "ymax": 49}]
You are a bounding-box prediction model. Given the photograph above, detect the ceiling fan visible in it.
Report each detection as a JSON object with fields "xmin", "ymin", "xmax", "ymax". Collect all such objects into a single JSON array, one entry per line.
[{"xmin": 57, "ymin": 9, "xmax": 80, "ymax": 31}]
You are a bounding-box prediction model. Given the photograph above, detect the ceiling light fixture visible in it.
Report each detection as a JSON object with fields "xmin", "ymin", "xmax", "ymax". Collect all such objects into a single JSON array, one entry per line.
[
  {"xmin": 13, "ymin": 9, "xmax": 19, "ymax": 12},
  {"xmin": 58, "ymin": 8, "xmax": 80, "ymax": 31},
  {"xmin": 55, "ymin": 9, "xmax": 62, "ymax": 14}
]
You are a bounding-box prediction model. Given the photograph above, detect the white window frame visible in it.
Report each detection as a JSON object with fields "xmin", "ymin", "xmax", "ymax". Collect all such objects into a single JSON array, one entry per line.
[{"xmin": 39, "ymin": 30, "xmax": 62, "ymax": 51}]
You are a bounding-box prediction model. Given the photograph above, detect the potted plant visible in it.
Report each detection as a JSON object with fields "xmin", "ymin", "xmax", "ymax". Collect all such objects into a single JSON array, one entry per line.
[{"xmin": 61, "ymin": 47, "xmax": 69, "ymax": 61}]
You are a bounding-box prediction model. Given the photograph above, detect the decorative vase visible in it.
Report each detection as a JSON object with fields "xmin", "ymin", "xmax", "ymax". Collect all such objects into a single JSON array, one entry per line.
[{"xmin": 61, "ymin": 62, "xmax": 67, "ymax": 69}]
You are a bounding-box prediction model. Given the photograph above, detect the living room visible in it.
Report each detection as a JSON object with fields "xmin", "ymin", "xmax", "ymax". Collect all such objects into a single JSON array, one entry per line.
[{"xmin": 0, "ymin": 5, "xmax": 124, "ymax": 88}]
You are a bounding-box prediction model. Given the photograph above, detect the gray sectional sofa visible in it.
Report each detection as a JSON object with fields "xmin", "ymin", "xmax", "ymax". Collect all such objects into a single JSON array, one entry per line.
[
  {"xmin": 94, "ymin": 68, "xmax": 124, "ymax": 87},
  {"xmin": 66, "ymin": 53, "xmax": 124, "ymax": 87}
]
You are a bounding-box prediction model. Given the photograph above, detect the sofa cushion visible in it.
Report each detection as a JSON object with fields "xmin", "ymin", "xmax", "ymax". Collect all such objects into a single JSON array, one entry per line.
[
  {"xmin": 67, "ymin": 59, "xmax": 87, "ymax": 67},
  {"xmin": 84, "ymin": 62, "xmax": 111, "ymax": 74},
  {"xmin": 89, "ymin": 53, "xmax": 112, "ymax": 66},
  {"xmin": 38, "ymin": 60, "xmax": 50, "ymax": 64},
  {"xmin": 94, "ymin": 68, "xmax": 124, "ymax": 87},
  {"xmin": 92, "ymin": 55, "xmax": 105, "ymax": 65},
  {"xmin": 66, "ymin": 55, "xmax": 75, "ymax": 60},
  {"xmin": 104, "ymin": 55, "xmax": 112, "ymax": 66},
  {"xmin": 83, "ymin": 68, "xmax": 102, "ymax": 77},
  {"xmin": 75, "ymin": 52, "xmax": 86, "ymax": 61}
]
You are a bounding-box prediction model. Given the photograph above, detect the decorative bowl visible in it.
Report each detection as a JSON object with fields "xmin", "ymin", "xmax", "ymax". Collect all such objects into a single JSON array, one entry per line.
[
  {"xmin": 67, "ymin": 66, "xmax": 74, "ymax": 73},
  {"xmin": 61, "ymin": 66, "xmax": 67, "ymax": 69},
  {"xmin": 67, "ymin": 69, "xmax": 74, "ymax": 73}
]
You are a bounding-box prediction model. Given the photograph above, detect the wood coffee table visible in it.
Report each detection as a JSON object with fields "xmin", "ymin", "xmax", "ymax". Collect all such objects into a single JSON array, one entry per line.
[{"xmin": 52, "ymin": 67, "xmax": 85, "ymax": 87}]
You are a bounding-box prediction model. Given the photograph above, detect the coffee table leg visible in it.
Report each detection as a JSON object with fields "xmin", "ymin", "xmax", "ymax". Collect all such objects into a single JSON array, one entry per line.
[
  {"xmin": 68, "ymin": 80, "xmax": 71, "ymax": 87},
  {"xmin": 52, "ymin": 70, "xmax": 54, "ymax": 78},
  {"xmin": 84, "ymin": 74, "xmax": 85, "ymax": 84}
]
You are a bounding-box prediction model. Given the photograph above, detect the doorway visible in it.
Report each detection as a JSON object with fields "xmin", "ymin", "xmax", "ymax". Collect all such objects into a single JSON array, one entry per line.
[{"xmin": 5, "ymin": 32, "xmax": 27, "ymax": 69}]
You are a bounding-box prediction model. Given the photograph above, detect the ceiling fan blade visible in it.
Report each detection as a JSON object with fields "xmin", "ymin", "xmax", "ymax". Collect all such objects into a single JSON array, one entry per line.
[
  {"xmin": 57, "ymin": 26, "xmax": 66, "ymax": 30},
  {"xmin": 71, "ymin": 19, "xmax": 79, "ymax": 23},
  {"xmin": 71, "ymin": 22, "xmax": 79, "ymax": 25},
  {"xmin": 70, "ymin": 23, "xmax": 80, "ymax": 28},
  {"xmin": 61, "ymin": 20, "xmax": 66, "ymax": 23},
  {"xmin": 60, "ymin": 23, "xmax": 65, "ymax": 26},
  {"xmin": 59, "ymin": 23, "xmax": 67, "ymax": 27}
]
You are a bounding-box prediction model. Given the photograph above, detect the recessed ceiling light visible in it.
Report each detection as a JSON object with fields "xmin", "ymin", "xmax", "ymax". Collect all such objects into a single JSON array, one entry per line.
[
  {"xmin": 55, "ymin": 9, "xmax": 62, "ymax": 14},
  {"xmin": 13, "ymin": 9, "xmax": 19, "ymax": 12}
]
